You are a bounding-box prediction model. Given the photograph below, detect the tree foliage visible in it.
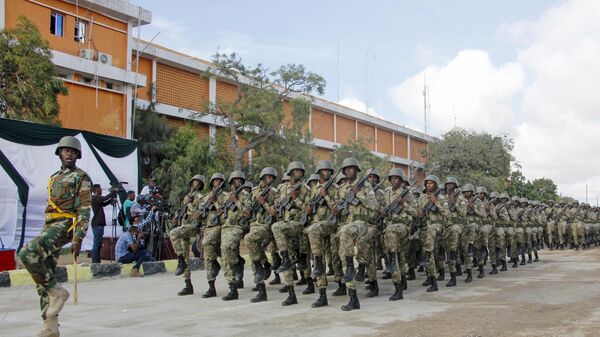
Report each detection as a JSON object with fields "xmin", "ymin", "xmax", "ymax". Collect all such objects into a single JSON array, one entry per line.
[
  {"xmin": 331, "ymin": 139, "xmax": 392, "ymax": 181},
  {"xmin": 0, "ymin": 16, "xmax": 67, "ymax": 125},
  {"xmin": 134, "ymin": 103, "xmax": 173, "ymax": 178},
  {"xmin": 507, "ymin": 171, "xmax": 558, "ymax": 201},
  {"xmin": 196, "ymin": 52, "xmax": 326, "ymax": 171}
]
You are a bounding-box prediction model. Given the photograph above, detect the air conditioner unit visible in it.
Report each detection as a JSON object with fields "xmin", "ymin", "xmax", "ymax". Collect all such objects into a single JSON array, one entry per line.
[
  {"xmin": 79, "ymin": 48, "xmax": 94, "ymax": 60},
  {"xmin": 97, "ymin": 52, "xmax": 112, "ymax": 65}
]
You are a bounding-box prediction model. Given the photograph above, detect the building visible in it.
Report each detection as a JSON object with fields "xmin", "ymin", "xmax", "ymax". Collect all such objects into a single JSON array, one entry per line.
[{"xmin": 1, "ymin": 0, "xmax": 433, "ymax": 176}]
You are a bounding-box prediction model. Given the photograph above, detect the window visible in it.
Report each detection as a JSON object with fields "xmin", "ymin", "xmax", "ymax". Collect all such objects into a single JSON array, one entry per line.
[
  {"xmin": 50, "ymin": 13, "xmax": 64, "ymax": 37},
  {"xmin": 105, "ymin": 82, "xmax": 113, "ymax": 90},
  {"xmin": 74, "ymin": 19, "xmax": 87, "ymax": 43}
]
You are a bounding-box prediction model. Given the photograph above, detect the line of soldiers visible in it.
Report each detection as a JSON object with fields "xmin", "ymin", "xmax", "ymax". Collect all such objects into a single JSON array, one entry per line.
[{"xmin": 168, "ymin": 157, "xmax": 600, "ymax": 311}]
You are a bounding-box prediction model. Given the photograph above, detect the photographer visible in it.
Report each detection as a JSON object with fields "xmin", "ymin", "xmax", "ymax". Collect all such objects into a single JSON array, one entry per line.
[
  {"xmin": 116, "ymin": 213, "xmax": 157, "ymax": 277},
  {"xmin": 91, "ymin": 184, "xmax": 117, "ymax": 263},
  {"xmin": 141, "ymin": 176, "xmax": 157, "ymax": 196},
  {"xmin": 130, "ymin": 195, "xmax": 149, "ymax": 218}
]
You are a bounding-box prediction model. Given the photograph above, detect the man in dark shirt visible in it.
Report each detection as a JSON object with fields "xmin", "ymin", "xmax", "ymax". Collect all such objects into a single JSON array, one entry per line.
[{"xmin": 91, "ymin": 184, "xmax": 116, "ymax": 263}]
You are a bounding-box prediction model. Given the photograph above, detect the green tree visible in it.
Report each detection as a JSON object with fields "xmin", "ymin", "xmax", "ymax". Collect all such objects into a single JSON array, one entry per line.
[
  {"xmin": 424, "ymin": 128, "xmax": 514, "ymax": 191},
  {"xmin": 0, "ymin": 16, "xmax": 67, "ymax": 125},
  {"xmin": 526, "ymin": 178, "xmax": 558, "ymax": 202},
  {"xmin": 154, "ymin": 125, "xmax": 232, "ymax": 211},
  {"xmin": 134, "ymin": 102, "xmax": 173, "ymax": 178},
  {"xmin": 196, "ymin": 52, "xmax": 326, "ymax": 171},
  {"xmin": 331, "ymin": 139, "xmax": 392, "ymax": 181}
]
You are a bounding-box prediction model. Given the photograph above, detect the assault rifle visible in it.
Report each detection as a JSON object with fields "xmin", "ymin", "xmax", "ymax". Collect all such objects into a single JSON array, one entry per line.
[
  {"xmin": 327, "ymin": 168, "xmax": 375, "ymax": 226},
  {"xmin": 265, "ymin": 176, "xmax": 310, "ymax": 225},
  {"xmin": 411, "ymin": 188, "xmax": 443, "ymax": 234},
  {"xmin": 447, "ymin": 188, "xmax": 462, "ymax": 212},
  {"xmin": 240, "ymin": 180, "xmax": 276, "ymax": 226},
  {"xmin": 211, "ymin": 184, "xmax": 245, "ymax": 225},
  {"xmin": 196, "ymin": 181, "xmax": 225, "ymax": 227},
  {"xmin": 300, "ymin": 169, "xmax": 342, "ymax": 226},
  {"xmin": 374, "ymin": 184, "xmax": 417, "ymax": 227}
]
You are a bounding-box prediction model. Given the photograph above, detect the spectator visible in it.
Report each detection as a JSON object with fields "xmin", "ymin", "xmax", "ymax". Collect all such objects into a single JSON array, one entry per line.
[
  {"xmin": 91, "ymin": 184, "xmax": 116, "ymax": 263},
  {"xmin": 140, "ymin": 176, "xmax": 157, "ymax": 196},
  {"xmin": 122, "ymin": 191, "xmax": 136, "ymax": 230},
  {"xmin": 115, "ymin": 212, "xmax": 156, "ymax": 277},
  {"xmin": 130, "ymin": 195, "xmax": 149, "ymax": 218}
]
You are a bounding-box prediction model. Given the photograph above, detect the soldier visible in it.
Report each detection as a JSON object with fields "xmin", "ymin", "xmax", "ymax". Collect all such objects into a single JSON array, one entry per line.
[
  {"xmin": 545, "ymin": 200, "xmax": 557, "ymax": 250},
  {"xmin": 198, "ymin": 173, "xmax": 228, "ymax": 298},
  {"xmin": 170, "ymin": 174, "xmax": 205, "ymax": 296},
  {"xmin": 406, "ymin": 188, "xmax": 423, "ymax": 281},
  {"xmin": 555, "ymin": 200, "xmax": 569, "ymax": 250},
  {"xmin": 268, "ymin": 172, "xmax": 290, "ymax": 288},
  {"xmin": 415, "ymin": 174, "xmax": 448, "ymax": 292},
  {"xmin": 367, "ymin": 169, "xmax": 387, "ymax": 275},
  {"xmin": 380, "ymin": 168, "xmax": 416, "ymax": 299},
  {"xmin": 583, "ymin": 203, "xmax": 594, "ymax": 248},
  {"xmin": 567, "ymin": 201, "xmax": 583, "ymax": 251},
  {"xmin": 458, "ymin": 183, "xmax": 485, "ymax": 282},
  {"xmin": 271, "ymin": 161, "xmax": 311, "ymax": 306},
  {"xmin": 219, "ymin": 171, "xmax": 252, "ymax": 301},
  {"xmin": 442, "ymin": 176, "xmax": 463, "ymax": 287},
  {"xmin": 519, "ymin": 198, "xmax": 534, "ymax": 264},
  {"xmin": 500, "ymin": 193, "xmax": 517, "ymax": 268},
  {"xmin": 475, "ymin": 186, "xmax": 492, "ymax": 279},
  {"xmin": 305, "ymin": 160, "xmax": 339, "ymax": 307},
  {"xmin": 492, "ymin": 192, "xmax": 510, "ymax": 272},
  {"xmin": 19, "ymin": 136, "xmax": 92, "ymax": 337},
  {"xmin": 245, "ymin": 167, "xmax": 278, "ymax": 303},
  {"xmin": 334, "ymin": 157, "xmax": 378, "ymax": 311}
]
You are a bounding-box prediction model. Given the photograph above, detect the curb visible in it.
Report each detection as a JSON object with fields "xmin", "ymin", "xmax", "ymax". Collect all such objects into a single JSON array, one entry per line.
[{"xmin": 0, "ymin": 258, "xmax": 204, "ymax": 288}]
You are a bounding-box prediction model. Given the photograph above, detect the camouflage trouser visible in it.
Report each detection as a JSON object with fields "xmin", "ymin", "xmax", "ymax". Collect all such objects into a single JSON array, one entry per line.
[
  {"xmin": 557, "ymin": 221, "xmax": 567, "ymax": 245},
  {"xmin": 357, "ymin": 225, "xmax": 380, "ymax": 282},
  {"xmin": 494, "ymin": 227, "xmax": 507, "ymax": 263},
  {"xmin": 407, "ymin": 229, "xmax": 422, "ymax": 269},
  {"xmin": 593, "ymin": 224, "xmax": 600, "ymax": 242},
  {"xmin": 515, "ymin": 227, "xmax": 525, "ymax": 255},
  {"xmin": 462, "ymin": 223, "xmax": 479, "ymax": 270},
  {"xmin": 570, "ymin": 222, "xmax": 584, "ymax": 246},
  {"xmin": 272, "ymin": 220, "xmax": 304, "ymax": 286},
  {"xmin": 19, "ymin": 219, "xmax": 72, "ymax": 319},
  {"xmin": 505, "ymin": 226, "xmax": 516, "ymax": 258},
  {"xmin": 307, "ymin": 220, "xmax": 339, "ymax": 289},
  {"xmin": 220, "ymin": 226, "xmax": 244, "ymax": 284},
  {"xmin": 525, "ymin": 227, "xmax": 534, "ymax": 255},
  {"xmin": 477, "ymin": 224, "xmax": 493, "ymax": 266},
  {"xmin": 443, "ymin": 223, "xmax": 462, "ymax": 273},
  {"xmin": 244, "ymin": 224, "xmax": 271, "ymax": 285},
  {"xmin": 203, "ymin": 226, "xmax": 221, "ymax": 281},
  {"xmin": 169, "ymin": 224, "xmax": 198, "ymax": 279},
  {"xmin": 383, "ymin": 223, "xmax": 409, "ymax": 283},
  {"xmin": 422, "ymin": 222, "xmax": 442, "ymax": 278},
  {"xmin": 537, "ymin": 226, "xmax": 544, "ymax": 245},
  {"xmin": 328, "ymin": 230, "xmax": 343, "ymax": 283},
  {"xmin": 546, "ymin": 221, "xmax": 556, "ymax": 246},
  {"xmin": 339, "ymin": 220, "xmax": 368, "ymax": 290}
]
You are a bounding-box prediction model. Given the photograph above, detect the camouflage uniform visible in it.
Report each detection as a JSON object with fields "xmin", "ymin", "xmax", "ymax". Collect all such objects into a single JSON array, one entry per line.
[
  {"xmin": 493, "ymin": 200, "xmax": 510, "ymax": 269},
  {"xmin": 476, "ymin": 191, "xmax": 493, "ymax": 269},
  {"xmin": 416, "ymin": 186, "xmax": 449, "ymax": 282},
  {"xmin": 458, "ymin": 190, "xmax": 485, "ymax": 275},
  {"xmin": 555, "ymin": 204, "xmax": 569, "ymax": 248},
  {"xmin": 545, "ymin": 203, "xmax": 557, "ymax": 248},
  {"xmin": 567, "ymin": 203, "xmax": 584, "ymax": 249},
  {"xmin": 220, "ymin": 187, "xmax": 252, "ymax": 287},
  {"xmin": 443, "ymin": 188, "xmax": 463, "ymax": 276},
  {"xmin": 19, "ymin": 166, "xmax": 91, "ymax": 319},
  {"xmin": 508, "ymin": 201, "xmax": 524, "ymax": 265},
  {"xmin": 200, "ymin": 187, "xmax": 229, "ymax": 282}
]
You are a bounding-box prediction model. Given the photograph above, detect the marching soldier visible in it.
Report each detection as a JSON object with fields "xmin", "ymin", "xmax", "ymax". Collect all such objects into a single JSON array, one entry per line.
[
  {"xmin": 170, "ymin": 174, "xmax": 205, "ymax": 296},
  {"xmin": 475, "ymin": 186, "xmax": 492, "ymax": 279},
  {"xmin": 458, "ymin": 183, "xmax": 485, "ymax": 282},
  {"xmin": 491, "ymin": 192, "xmax": 510, "ymax": 272},
  {"xmin": 545, "ymin": 200, "xmax": 557, "ymax": 250},
  {"xmin": 19, "ymin": 136, "xmax": 92, "ymax": 337},
  {"xmin": 442, "ymin": 176, "xmax": 463, "ymax": 287}
]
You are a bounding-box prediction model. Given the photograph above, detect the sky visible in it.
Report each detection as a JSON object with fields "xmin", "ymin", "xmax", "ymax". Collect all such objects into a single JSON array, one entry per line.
[{"xmin": 133, "ymin": 0, "xmax": 600, "ymax": 203}]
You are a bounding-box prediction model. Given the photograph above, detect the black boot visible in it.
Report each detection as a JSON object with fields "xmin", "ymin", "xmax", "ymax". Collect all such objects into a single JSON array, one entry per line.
[
  {"xmin": 384, "ymin": 253, "xmax": 397, "ymax": 274},
  {"xmin": 575, "ymin": 244, "xmax": 580, "ymax": 251},
  {"xmin": 271, "ymin": 253, "xmax": 281, "ymax": 270},
  {"xmin": 209, "ymin": 259, "xmax": 221, "ymax": 279},
  {"xmin": 456, "ymin": 264, "xmax": 463, "ymax": 276},
  {"xmin": 263, "ymin": 261, "xmax": 272, "ymax": 281},
  {"xmin": 282, "ymin": 285, "xmax": 298, "ymax": 306},
  {"xmin": 377, "ymin": 257, "xmax": 384, "ymax": 271},
  {"xmin": 297, "ymin": 253, "xmax": 308, "ymax": 271},
  {"xmin": 175, "ymin": 255, "xmax": 187, "ymax": 276},
  {"xmin": 302, "ymin": 277, "xmax": 315, "ymax": 295},
  {"xmin": 326, "ymin": 263, "xmax": 335, "ymax": 276},
  {"xmin": 365, "ymin": 280, "xmax": 379, "ymax": 297},
  {"xmin": 382, "ymin": 272, "xmax": 392, "ymax": 279},
  {"xmin": 406, "ymin": 267, "xmax": 416, "ymax": 280},
  {"xmin": 202, "ymin": 280, "xmax": 217, "ymax": 298},
  {"xmin": 222, "ymin": 283, "xmax": 238, "ymax": 301},
  {"xmin": 250, "ymin": 283, "xmax": 267, "ymax": 303},
  {"xmin": 436, "ymin": 268, "xmax": 445, "ymax": 281},
  {"xmin": 312, "ymin": 288, "xmax": 328, "ymax": 308},
  {"xmin": 477, "ymin": 265, "xmax": 485, "ymax": 279},
  {"xmin": 332, "ymin": 281, "xmax": 347, "ymax": 296},
  {"xmin": 278, "ymin": 251, "xmax": 293, "ymax": 273},
  {"xmin": 520, "ymin": 253, "xmax": 526, "ymax": 265},
  {"xmin": 512, "ymin": 256, "xmax": 519, "ymax": 268},
  {"xmin": 422, "ymin": 276, "xmax": 432, "ymax": 287},
  {"xmin": 446, "ymin": 272, "xmax": 456, "ymax": 287},
  {"xmin": 465, "ymin": 269, "xmax": 472, "ymax": 283},
  {"xmin": 341, "ymin": 289, "xmax": 360, "ymax": 311},
  {"xmin": 312, "ymin": 256, "xmax": 325, "ymax": 277},
  {"xmin": 534, "ymin": 251, "xmax": 539, "ymax": 262},
  {"xmin": 401, "ymin": 274, "xmax": 408, "ymax": 291},
  {"xmin": 177, "ymin": 279, "xmax": 194, "ymax": 296},
  {"xmin": 426, "ymin": 277, "xmax": 438, "ymax": 292},
  {"xmin": 500, "ymin": 260, "xmax": 507, "ymax": 271},
  {"xmin": 527, "ymin": 253, "xmax": 533, "ymax": 263},
  {"xmin": 490, "ymin": 264, "xmax": 498, "ymax": 275},
  {"xmin": 292, "ymin": 268, "xmax": 299, "ymax": 281},
  {"xmin": 354, "ymin": 264, "xmax": 366, "ymax": 282},
  {"xmin": 235, "ymin": 257, "xmax": 245, "ymax": 289},
  {"xmin": 296, "ymin": 273, "xmax": 307, "ymax": 286},
  {"xmin": 417, "ymin": 265, "xmax": 425, "ymax": 272},
  {"xmin": 269, "ymin": 272, "xmax": 281, "ymax": 285},
  {"xmin": 343, "ymin": 256, "xmax": 356, "ymax": 282},
  {"xmin": 253, "ymin": 261, "xmax": 265, "ymax": 284},
  {"xmin": 389, "ymin": 282, "xmax": 403, "ymax": 301},
  {"xmin": 278, "ymin": 285, "xmax": 289, "ymax": 293}
]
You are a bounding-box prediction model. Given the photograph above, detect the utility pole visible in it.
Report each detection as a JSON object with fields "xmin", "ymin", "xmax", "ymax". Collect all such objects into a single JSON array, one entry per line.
[
  {"xmin": 336, "ymin": 37, "xmax": 340, "ymax": 102},
  {"xmin": 585, "ymin": 184, "xmax": 588, "ymax": 203}
]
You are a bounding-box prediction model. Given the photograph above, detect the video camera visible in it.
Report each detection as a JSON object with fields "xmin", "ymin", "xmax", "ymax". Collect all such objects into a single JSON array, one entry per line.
[{"xmin": 110, "ymin": 181, "xmax": 128, "ymax": 194}]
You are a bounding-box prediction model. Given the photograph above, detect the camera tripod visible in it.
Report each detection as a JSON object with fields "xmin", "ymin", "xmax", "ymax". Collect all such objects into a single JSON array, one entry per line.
[{"xmin": 109, "ymin": 195, "xmax": 121, "ymax": 262}]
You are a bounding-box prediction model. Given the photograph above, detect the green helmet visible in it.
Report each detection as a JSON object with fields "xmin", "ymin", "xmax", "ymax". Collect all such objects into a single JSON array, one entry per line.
[
  {"xmin": 55, "ymin": 136, "xmax": 82, "ymax": 159},
  {"xmin": 210, "ymin": 172, "xmax": 225, "ymax": 185},
  {"xmin": 282, "ymin": 173, "xmax": 290, "ymax": 181},
  {"xmin": 444, "ymin": 176, "xmax": 459, "ymax": 187},
  {"xmin": 243, "ymin": 181, "xmax": 253, "ymax": 189},
  {"xmin": 424, "ymin": 174, "xmax": 441, "ymax": 187},
  {"xmin": 369, "ymin": 168, "xmax": 381, "ymax": 180},
  {"xmin": 336, "ymin": 173, "xmax": 347, "ymax": 184},
  {"xmin": 572, "ymin": 200, "xmax": 579, "ymax": 206},
  {"xmin": 520, "ymin": 197, "xmax": 529, "ymax": 204},
  {"xmin": 228, "ymin": 171, "xmax": 245, "ymax": 184},
  {"xmin": 490, "ymin": 191, "xmax": 499, "ymax": 199},
  {"xmin": 511, "ymin": 196, "xmax": 519, "ymax": 202},
  {"xmin": 316, "ymin": 160, "xmax": 334, "ymax": 173},
  {"xmin": 341, "ymin": 157, "xmax": 361, "ymax": 172},
  {"xmin": 387, "ymin": 168, "xmax": 409, "ymax": 185},
  {"xmin": 499, "ymin": 192, "xmax": 509, "ymax": 200},
  {"xmin": 308, "ymin": 173, "xmax": 320, "ymax": 183},
  {"xmin": 189, "ymin": 174, "xmax": 206, "ymax": 188},
  {"xmin": 461, "ymin": 183, "xmax": 475, "ymax": 193},
  {"xmin": 476, "ymin": 186, "xmax": 488, "ymax": 195},
  {"xmin": 259, "ymin": 167, "xmax": 278, "ymax": 179},
  {"xmin": 286, "ymin": 161, "xmax": 305, "ymax": 175}
]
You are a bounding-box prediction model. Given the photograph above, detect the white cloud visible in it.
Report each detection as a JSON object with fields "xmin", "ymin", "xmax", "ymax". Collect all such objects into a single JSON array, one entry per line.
[
  {"xmin": 338, "ymin": 95, "xmax": 381, "ymax": 118},
  {"xmin": 389, "ymin": 0, "xmax": 600, "ymax": 202}
]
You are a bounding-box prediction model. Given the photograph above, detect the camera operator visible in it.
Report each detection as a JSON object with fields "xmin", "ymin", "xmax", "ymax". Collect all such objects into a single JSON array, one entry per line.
[
  {"xmin": 91, "ymin": 184, "xmax": 117, "ymax": 263},
  {"xmin": 141, "ymin": 176, "xmax": 157, "ymax": 196},
  {"xmin": 115, "ymin": 213, "xmax": 156, "ymax": 277},
  {"xmin": 130, "ymin": 195, "xmax": 149, "ymax": 219}
]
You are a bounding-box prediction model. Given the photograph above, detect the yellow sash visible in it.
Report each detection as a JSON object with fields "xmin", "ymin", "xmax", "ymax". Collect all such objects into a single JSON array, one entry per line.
[{"xmin": 46, "ymin": 176, "xmax": 78, "ymax": 232}]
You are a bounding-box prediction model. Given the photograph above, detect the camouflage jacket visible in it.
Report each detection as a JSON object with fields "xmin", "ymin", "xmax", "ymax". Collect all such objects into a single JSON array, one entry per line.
[
  {"xmin": 335, "ymin": 179, "xmax": 378, "ymax": 224},
  {"xmin": 275, "ymin": 180, "xmax": 310, "ymax": 222},
  {"xmin": 383, "ymin": 186, "xmax": 417, "ymax": 226},
  {"xmin": 222, "ymin": 189, "xmax": 252, "ymax": 229},
  {"xmin": 250, "ymin": 183, "xmax": 278, "ymax": 226},
  {"xmin": 458, "ymin": 196, "xmax": 486, "ymax": 225},
  {"xmin": 180, "ymin": 189, "xmax": 203, "ymax": 226},
  {"xmin": 417, "ymin": 191, "xmax": 448, "ymax": 225},
  {"xmin": 494, "ymin": 203, "xmax": 510, "ymax": 227},
  {"xmin": 46, "ymin": 166, "xmax": 92, "ymax": 241},
  {"xmin": 308, "ymin": 179, "xmax": 337, "ymax": 223},
  {"xmin": 444, "ymin": 190, "xmax": 464, "ymax": 225},
  {"xmin": 199, "ymin": 188, "xmax": 228, "ymax": 228}
]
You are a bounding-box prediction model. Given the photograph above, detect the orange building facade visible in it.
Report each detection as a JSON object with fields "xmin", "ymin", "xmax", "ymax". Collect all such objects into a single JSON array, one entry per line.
[{"xmin": 2, "ymin": 0, "xmax": 432, "ymax": 176}]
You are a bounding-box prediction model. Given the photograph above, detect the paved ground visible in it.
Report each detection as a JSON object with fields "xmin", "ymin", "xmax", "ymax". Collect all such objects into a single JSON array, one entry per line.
[{"xmin": 2, "ymin": 247, "xmax": 600, "ymax": 337}]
